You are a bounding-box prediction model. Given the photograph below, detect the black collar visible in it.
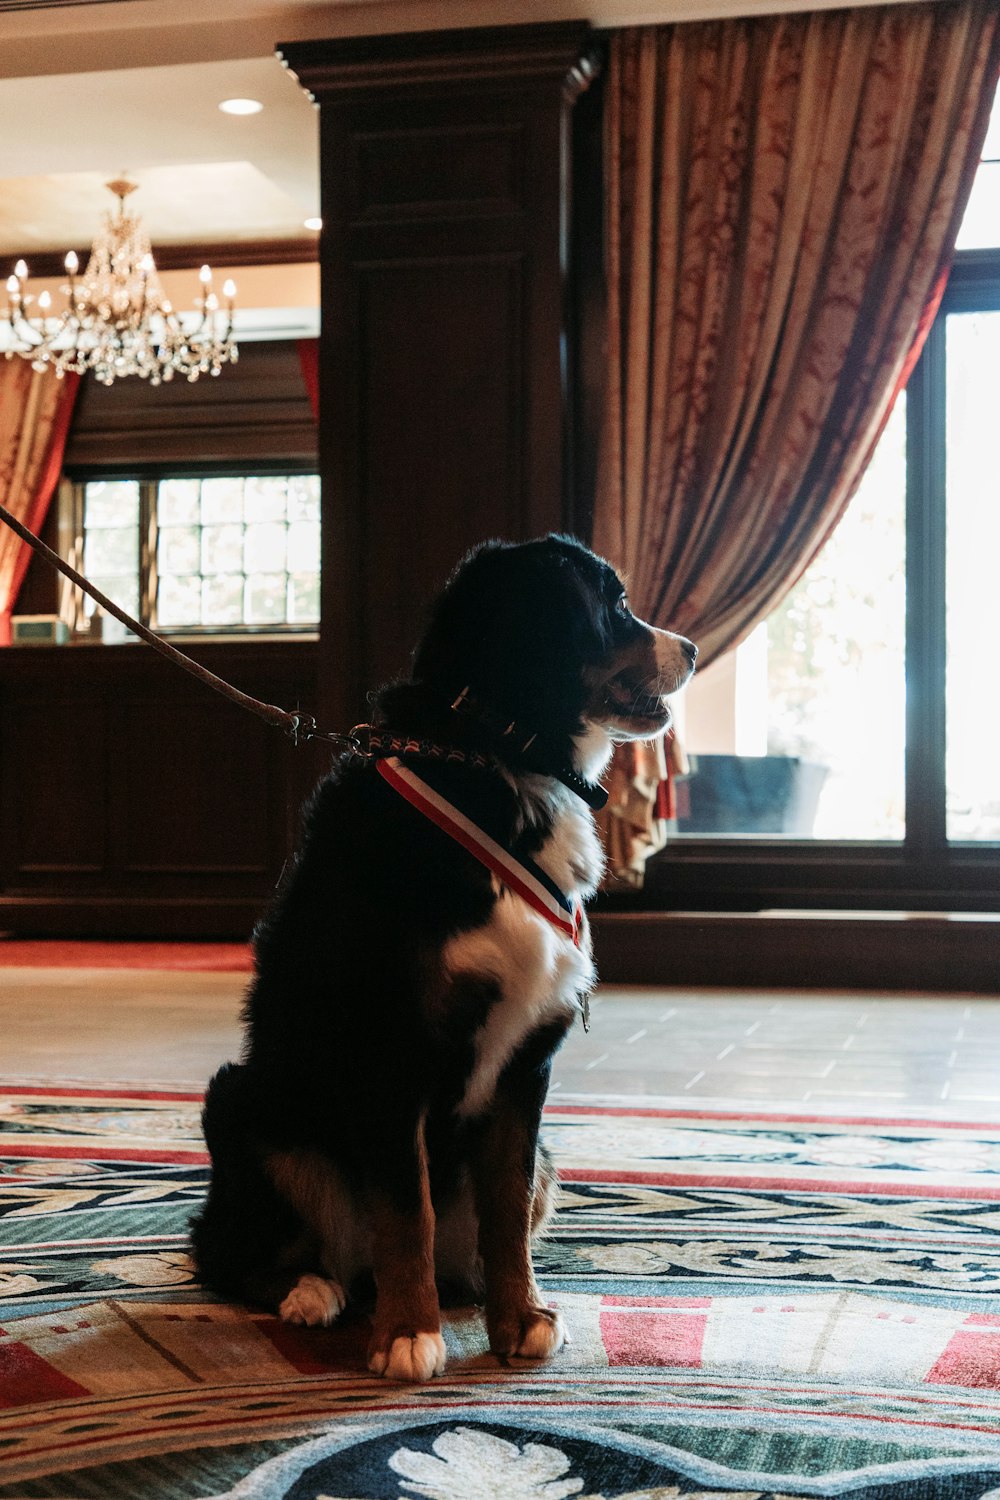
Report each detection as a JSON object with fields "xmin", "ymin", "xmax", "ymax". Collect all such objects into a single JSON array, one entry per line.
[
  {"xmin": 447, "ymin": 685, "xmax": 609, "ymax": 811},
  {"xmin": 353, "ymin": 720, "xmax": 609, "ymax": 811}
]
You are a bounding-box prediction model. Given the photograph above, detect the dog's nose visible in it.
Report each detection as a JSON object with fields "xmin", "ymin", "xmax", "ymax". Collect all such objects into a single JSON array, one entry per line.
[{"xmin": 680, "ymin": 637, "xmax": 698, "ymax": 666}]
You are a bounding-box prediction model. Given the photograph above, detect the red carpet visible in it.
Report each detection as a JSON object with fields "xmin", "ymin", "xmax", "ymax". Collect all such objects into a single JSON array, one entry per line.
[{"xmin": 0, "ymin": 940, "xmax": 253, "ymax": 970}]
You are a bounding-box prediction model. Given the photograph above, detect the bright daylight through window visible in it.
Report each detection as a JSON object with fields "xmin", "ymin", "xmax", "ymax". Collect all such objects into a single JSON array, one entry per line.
[
  {"xmin": 81, "ymin": 473, "xmax": 320, "ymax": 634},
  {"xmin": 946, "ymin": 311, "xmax": 1000, "ymax": 841},
  {"xmin": 673, "ymin": 79, "xmax": 1000, "ymax": 845}
]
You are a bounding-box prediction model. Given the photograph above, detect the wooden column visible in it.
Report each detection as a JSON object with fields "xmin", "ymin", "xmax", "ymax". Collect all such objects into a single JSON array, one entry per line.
[{"xmin": 278, "ymin": 23, "xmax": 596, "ymax": 729}]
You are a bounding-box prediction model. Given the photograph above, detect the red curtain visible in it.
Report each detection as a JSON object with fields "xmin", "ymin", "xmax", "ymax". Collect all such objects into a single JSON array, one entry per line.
[
  {"xmin": 0, "ymin": 361, "xmax": 80, "ymax": 645},
  {"xmin": 297, "ymin": 338, "xmax": 319, "ymax": 424},
  {"xmin": 595, "ymin": 1, "xmax": 1000, "ymax": 882}
]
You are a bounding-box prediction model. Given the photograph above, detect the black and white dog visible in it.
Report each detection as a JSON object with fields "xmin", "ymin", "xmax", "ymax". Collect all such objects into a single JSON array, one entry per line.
[{"xmin": 191, "ymin": 534, "xmax": 696, "ymax": 1382}]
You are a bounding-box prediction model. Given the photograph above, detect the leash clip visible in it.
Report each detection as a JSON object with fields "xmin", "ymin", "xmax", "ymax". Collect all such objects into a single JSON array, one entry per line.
[{"xmin": 284, "ymin": 713, "xmax": 370, "ymax": 756}]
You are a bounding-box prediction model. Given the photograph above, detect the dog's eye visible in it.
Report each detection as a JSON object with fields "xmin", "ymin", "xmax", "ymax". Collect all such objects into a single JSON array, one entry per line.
[{"xmin": 615, "ymin": 594, "xmax": 630, "ymax": 618}]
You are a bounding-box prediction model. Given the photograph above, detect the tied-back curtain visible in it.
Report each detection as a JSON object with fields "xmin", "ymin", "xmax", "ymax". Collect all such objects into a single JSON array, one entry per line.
[
  {"xmin": 595, "ymin": 0, "xmax": 1000, "ymax": 882},
  {"xmin": 0, "ymin": 359, "xmax": 80, "ymax": 645}
]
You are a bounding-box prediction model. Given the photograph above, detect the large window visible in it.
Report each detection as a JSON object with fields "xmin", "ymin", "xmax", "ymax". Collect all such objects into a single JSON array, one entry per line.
[
  {"xmin": 945, "ymin": 311, "xmax": 1000, "ymax": 842},
  {"xmin": 676, "ymin": 403, "xmax": 906, "ymax": 842},
  {"xmin": 78, "ymin": 471, "xmax": 320, "ymax": 636},
  {"xmin": 651, "ymin": 82, "xmax": 1000, "ymax": 909}
]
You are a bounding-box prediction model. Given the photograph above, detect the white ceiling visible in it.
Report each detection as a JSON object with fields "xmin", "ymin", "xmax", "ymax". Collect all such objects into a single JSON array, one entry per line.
[{"xmin": 0, "ymin": 52, "xmax": 319, "ymax": 256}]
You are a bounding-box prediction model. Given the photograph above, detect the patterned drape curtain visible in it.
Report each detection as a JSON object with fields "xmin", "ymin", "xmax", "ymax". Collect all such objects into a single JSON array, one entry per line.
[
  {"xmin": 595, "ymin": 0, "xmax": 1000, "ymax": 884},
  {"xmin": 0, "ymin": 360, "xmax": 80, "ymax": 645}
]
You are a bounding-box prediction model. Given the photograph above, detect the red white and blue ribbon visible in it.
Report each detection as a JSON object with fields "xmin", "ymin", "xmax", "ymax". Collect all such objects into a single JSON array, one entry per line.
[{"xmin": 376, "ymin": 756, "xmax": 584, "ymax": 946}]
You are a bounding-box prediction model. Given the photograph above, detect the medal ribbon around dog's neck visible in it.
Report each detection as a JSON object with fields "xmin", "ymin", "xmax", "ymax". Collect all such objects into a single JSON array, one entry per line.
[{"xmin": 376, "ymin": 756, "xmax": 584, "ymax": 947}]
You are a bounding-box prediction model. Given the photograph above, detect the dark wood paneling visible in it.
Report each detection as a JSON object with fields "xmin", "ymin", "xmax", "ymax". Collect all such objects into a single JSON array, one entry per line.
[
  {"xmin": 0, "ymin": 640, "xmax": 321, "ymax": 937},
  {"xmin": 359, "ymin": 257, "xmax": 523, "ymax": 682},
  {"xmin": 356, "ymin": 124, "xmax": 524, "ymax": 221},
  {"xmin": 3, "ymin": 699, "xmax": 107, "ymax": 874},
  {"xmin": 591, "ymin": 911, "xmax": 1000, "ymax": 994},
  {"xmin": 279, "ymin": 22, "xmax": 597, "ymax": 729},
  {"xmin": 115, "ymin": 700, "xmax": 273, "ymax": 875},
  {"xmin": 63, "ymin": 339, "xmax": 317, "ymax": 470}
]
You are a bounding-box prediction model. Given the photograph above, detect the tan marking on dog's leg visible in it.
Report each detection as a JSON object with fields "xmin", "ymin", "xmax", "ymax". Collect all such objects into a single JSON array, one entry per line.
[
  {"xmin": 279, "ymin": 1272, "xmax": 346, "ymax": 1327},
  {"xmin": 266, "ymin": 1148, "xmax": 359, "ymax": 1292},
  {"xmin": 473, "ymin": 1100, "xmax": 566, "ymax": 1362},
  {"xmin": 530, "ymin": 1145, "xmax": 559, "ymax": 1236},
  {"xmin": 367, "ymin": 1118, "xmax": 444, "ymax": 1383}
]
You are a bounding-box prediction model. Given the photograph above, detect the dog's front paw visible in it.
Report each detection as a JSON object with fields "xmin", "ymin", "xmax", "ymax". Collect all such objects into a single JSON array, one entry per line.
[
  {"xmin": 279, "ymin": 1273, "xmax": 346, "ymax": 1327},
  {"xmin": 368, "ymin": 1330, "xmax": 446, "ymax": 1382},
  {"xmin": 489, "ymin": 1304, "xmax": 566, "ymax": 1361}
]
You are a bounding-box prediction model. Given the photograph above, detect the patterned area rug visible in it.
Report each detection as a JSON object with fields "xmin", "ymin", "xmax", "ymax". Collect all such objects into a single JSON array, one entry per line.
[{"xmin": 3, "ymin": 1087, "xmax": 1000, "ymax": 1499}]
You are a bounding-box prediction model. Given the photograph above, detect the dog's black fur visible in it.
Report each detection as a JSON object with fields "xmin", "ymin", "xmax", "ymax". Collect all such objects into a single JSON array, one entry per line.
[{"xmin": 190, "ymin": 534, "xmax": 696, "ymax": 1381}]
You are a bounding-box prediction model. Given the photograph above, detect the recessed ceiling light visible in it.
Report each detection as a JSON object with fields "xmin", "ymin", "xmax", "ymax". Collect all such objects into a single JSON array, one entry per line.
[
  {"xmin": 304, "ymin": 217, "xmax": 322, "ymax": 231},
  {"xmin": 219, "ymin": 98, "xmax": 264, "ymax": 116}
]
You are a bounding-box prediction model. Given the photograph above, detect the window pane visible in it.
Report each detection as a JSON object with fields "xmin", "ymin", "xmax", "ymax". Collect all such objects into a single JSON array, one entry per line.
[
  {"xmin": 288, "ymin": 474, "xmax": 320, "ymax": 521},
  {"xmin": 82, "ymin": 479, "xmax": 140, "ymax": 631},
  {"xmin": 200, "ymin": 477, "xmax": 244, "ymax": 524},
  {"xmin": 84, "ymin": 575, "xmax": 139, "ymax": 621},
  {"xmin": 244, "ymin": 522, "xmax": 287, "ymax": 574},
  {"xmin": 946, "ymin": 311, "xmax": 1000, "ymax": 842},
  {"xmin": 158, "ymin": 574, "xmax": 201, "ymax": 626},
  {"xmin": 675, "ymin": 399, "xmax": 906, "ymax": 839},
  {"xmin": 244, "ymin": 476, "xmax": 288, "ymax": 522},
  {"xmin": 83, "ymin": 480, "xmax": 139, "ymax": 529},
  {"xmin": 288, "ymin": 520, "xmax": 320, "ymax": 572},
  {"xmin": 158, "ymin": 525, "xmax": 200, "ymax": 575},
  {"xmin": 202, "ymin": 575, "xmax": 243, "ymax": 626},
  {"xmin": 288, "ymin": 573, "xmax": 320, "ymax": 623},
  {"xmin": 201, "ymin": 524, "xmax": 244, "ymax": 575},
  {"xmin": 158, "ymin": 479, "xmax": 200, "ymax": 525},
  {"xmin": 85, "ymin": 525, "xmax": 138, "ymax": 577},
  {"xmin": 244, "ymin": 574, "xmax": 286, "ymax": 624}
]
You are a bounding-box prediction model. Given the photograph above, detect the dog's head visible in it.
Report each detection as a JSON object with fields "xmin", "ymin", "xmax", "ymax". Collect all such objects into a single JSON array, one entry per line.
[{"xmin": 401, "ymin": 535, "xmax": 696, "ymax": 785}]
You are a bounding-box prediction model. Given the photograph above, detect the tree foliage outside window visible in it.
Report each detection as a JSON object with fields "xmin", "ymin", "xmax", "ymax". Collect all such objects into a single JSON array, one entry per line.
[{"xmin": 764, "ymin": 399, "xmax": 907, "ymax": 841}]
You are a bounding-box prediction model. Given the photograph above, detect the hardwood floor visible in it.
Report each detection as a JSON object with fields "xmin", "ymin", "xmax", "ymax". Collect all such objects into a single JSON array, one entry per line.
[{"xmin": 3, "ymin": 968, "xmax": 1000, "ymax": 1115}]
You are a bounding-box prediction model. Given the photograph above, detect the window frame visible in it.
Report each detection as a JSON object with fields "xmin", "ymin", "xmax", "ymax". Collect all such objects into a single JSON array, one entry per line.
[
  {"xmin": 633, "ymin": 247, "xmax": 1000, "ymax": 916},
  {"xmin": 67, "ymin": 458, "xmax": 322, "ymax": 640}
]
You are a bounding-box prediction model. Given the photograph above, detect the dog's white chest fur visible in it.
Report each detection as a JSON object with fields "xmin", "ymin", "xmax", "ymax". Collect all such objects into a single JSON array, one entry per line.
[{"xmin": 442, "ymin": 791, "xmax": 604, "ymax": 1118}]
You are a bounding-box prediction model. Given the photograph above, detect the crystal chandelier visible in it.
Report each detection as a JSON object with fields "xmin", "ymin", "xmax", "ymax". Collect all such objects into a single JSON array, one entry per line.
[{"xmin": 2, "ymin": 177, "xmax": 238, "ymax": 386}]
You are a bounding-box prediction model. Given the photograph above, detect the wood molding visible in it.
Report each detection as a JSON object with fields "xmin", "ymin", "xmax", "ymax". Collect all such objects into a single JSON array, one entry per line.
[
  {"xmin": 0, "ymin": 895, "xmax": 266, "ymax": 939},
  {"xmin": 279, "ymin": 22, "xmax": 598, "ymax": 98},
  {"xmin": 6, "ymin": 239, "xmax": 318, "ymax": 281}
]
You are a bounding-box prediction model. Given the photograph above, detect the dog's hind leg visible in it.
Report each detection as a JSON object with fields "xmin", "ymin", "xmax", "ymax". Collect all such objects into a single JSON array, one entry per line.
[
  {"xmin": 265, "ymin": 1149, "xmax": 357, "ymax": 1326},
  {"xmin": 193, "ymin": 1066, "xmax": 336, "ymax": 1317}
]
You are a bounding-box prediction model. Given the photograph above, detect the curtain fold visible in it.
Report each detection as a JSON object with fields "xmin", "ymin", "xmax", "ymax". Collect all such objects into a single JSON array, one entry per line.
[
  {"xmin": 0, "ymin": 360, "xmax": 81, "ymax": 645},
  {"xmin": 595, "ymin": 0, "xmax": 1000, "ymax": 881}
]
